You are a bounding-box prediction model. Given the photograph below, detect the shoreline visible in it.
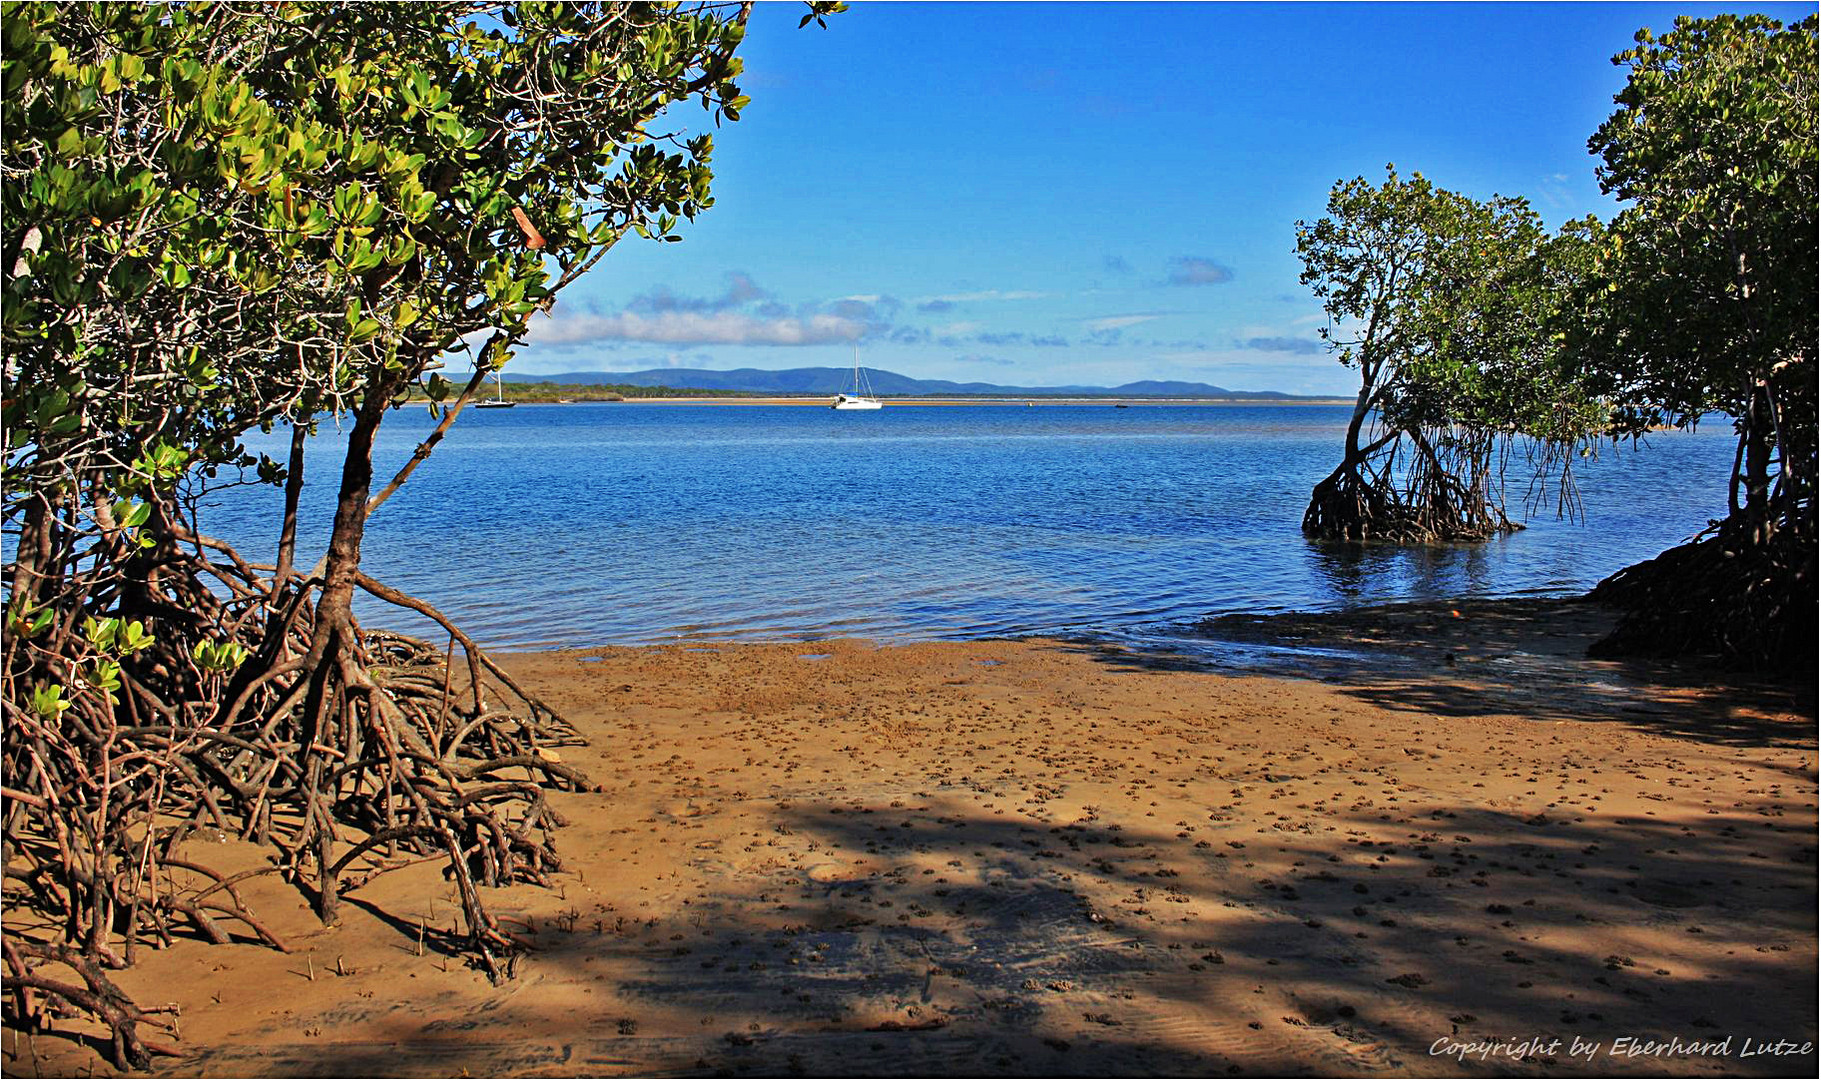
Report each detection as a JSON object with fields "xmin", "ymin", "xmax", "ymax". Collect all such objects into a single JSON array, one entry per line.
[
  {"xmin": 470, "ymin": 396, "xmax": 1361, "ymax": 407},
  {"xmin": 358, "ymin": 594, "xmax": 1819, "ymax": 707},
  {"xmin": 9, "ymin": 599, "xmax": 1814, "ymax": 1077}
]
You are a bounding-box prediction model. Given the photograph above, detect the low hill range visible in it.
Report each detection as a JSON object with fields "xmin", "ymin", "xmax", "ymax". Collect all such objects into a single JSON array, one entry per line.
[{"xmin": 491, "ymin": 365, "xmax": 1310, "ymax": 399}]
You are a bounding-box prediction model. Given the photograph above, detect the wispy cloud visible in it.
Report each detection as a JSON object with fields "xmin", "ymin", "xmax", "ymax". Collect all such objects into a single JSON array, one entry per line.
[
  {"xmin": 828, "ymin": 298, "xmax": 885, "ymax": 321},
  {"xmin": 913, "ymin": 289, "xmax": 1049, "ymax": 304},
  {"xmin": 535, "ymin": 275, "xmax": 900, "ymax": 348},
  {"xmin": 1167, "ymin": 256, "xmax": 1235, "ymax": 286},
  {"xmin": 1083, "ymin": 313, "xmax": 1163, "ymax": 333},
  {"xmin": 973, "ymin": 331, "xmax": 1029, "ymax": 347},
  {"xmin": 1239, "ymin": 335, "xmax": 1327, "ymax": 355},
  {"xmin": 628, "ymin": 271, "xmax": 769, "ymax": 314},
  {"xmin": 1535, "ymin": 172, "xmax": 1577, "ymax": 211},
  {"xmin": 534, "ymin": 309, "xmax": 866, "ymax": 347},
  {"xmin": 1102, "ymin": 254, "xmax": 1132, "ymax": 274},
  {"xmin": 535, "ymin": 307, "xmax": 863, "ymax": 346}
]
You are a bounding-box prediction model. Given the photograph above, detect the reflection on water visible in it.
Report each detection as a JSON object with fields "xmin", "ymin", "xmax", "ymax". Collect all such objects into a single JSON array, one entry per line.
[
  {"xmin": 198, "ymin": 403, "xmax": 1734, "ymax": 650},
  {"xmin": 1307, "ymin": 537, "xmax": 1499, "ymax": 603}
]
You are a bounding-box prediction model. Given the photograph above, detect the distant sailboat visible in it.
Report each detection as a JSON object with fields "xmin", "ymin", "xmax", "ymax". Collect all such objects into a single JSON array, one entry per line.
[
  {"xmin": 475, "ymin": 370, "xmax": 515, "ymax": 409},
  {"xmin": 831, "ymin": 345, "xmax": 882, "ymax": 410}
]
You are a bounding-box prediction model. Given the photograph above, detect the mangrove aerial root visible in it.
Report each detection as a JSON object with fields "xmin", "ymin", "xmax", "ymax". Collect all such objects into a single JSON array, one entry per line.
[
  {"xmin": 1303, "ymin": 425, "xmax": 1519, "ymax": 544},
  {"xmin": 3, "ymin": 939, "xmax": 182, "ymax": 1070},
  {"xmin": 2, "ymin": 522, "xmax": 591, "ymax": 1061},
  {"xmin": 1589, "ymin": 523, "xmax": 1815, "ymax": 673}
]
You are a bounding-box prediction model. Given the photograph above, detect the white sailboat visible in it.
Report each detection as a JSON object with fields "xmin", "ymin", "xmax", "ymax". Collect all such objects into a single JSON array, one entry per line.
[
  {"xmin": 475, "ymin": 369, "xmax": 515, "ymax": 408},
  {"xmin": 831, "ymin": 345, "xmax": 882, "ymax": 410}
]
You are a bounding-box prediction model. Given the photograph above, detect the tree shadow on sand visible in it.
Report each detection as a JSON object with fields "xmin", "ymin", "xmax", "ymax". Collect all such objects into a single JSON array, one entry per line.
[
  {"xmin": 156, "ymin": 781, "xmax": 1816, "ymax": 1078},
  {"xmin": 15, "ymin": 623, "xmax": 1815, "ymax": 1079}
]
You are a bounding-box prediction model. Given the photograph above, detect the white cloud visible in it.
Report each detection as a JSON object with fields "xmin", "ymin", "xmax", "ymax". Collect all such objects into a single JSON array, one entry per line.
[
  {"xmin": 935, "ymin": 320, "xmax": 985, "ymax": 335},
  {"xmin": 913, "ymin": 289, "xmax": 1049, "ymax": 304},
  {"xmin": 1083, "ymin": 313, "xmax": 1162, "ymax": 332},
  {"xmin": 532, "ymin": 310, "xmax": 865, "ymax": 347},
  {"xmin": 453, "ymin": 327, "xmax": 495, "ymax": 356}
]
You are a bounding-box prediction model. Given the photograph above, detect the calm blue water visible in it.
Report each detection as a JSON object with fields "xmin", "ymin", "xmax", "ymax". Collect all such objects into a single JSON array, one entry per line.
[{"xmin": 197, "ymin": 403, "xmax": 1735, "ymax": 651}]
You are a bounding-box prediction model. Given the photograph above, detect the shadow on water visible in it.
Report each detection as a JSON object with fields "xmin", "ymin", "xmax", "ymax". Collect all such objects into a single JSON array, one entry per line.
[
  {"xmin": 1079, "ymin": 596, "xmax": 1816, "ymax": 749},
  {"xmin": 1304, "ymin": 537, "xmax": 1500, "ymax": 605}
]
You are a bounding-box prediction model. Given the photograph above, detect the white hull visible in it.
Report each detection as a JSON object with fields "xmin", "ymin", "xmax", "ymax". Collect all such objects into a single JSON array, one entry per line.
[
  {"xmin": 833, "ymin": 345, "xmax": 881, "ymax": 410},
  {"xmin": 478, "ymin": 369, "xmax": 514, "ymax": 407}
]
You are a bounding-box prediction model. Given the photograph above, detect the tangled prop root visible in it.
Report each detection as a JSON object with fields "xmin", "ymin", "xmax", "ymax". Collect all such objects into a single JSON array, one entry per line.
[{"xmin": 4, "ymin": 525, "xmax": 593, "ymax": 1064}]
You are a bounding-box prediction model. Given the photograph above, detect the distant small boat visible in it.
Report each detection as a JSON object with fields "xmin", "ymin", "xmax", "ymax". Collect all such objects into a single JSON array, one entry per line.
[
  {"xmin": 832, "ymin": 345, "xmax": 882, "ymax": 410},
  {"xmin": 475, "ymin": 370, "xmax": 515, "ymax": 409},
  {"xmin": 1114, "ymin": 403, "xmax": 1129, "ymax": 409}
]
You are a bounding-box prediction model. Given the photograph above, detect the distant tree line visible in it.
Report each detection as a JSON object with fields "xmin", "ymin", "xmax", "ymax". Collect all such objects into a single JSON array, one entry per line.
[{"xmin": 1297, "ymin": 13, "xmax": 1815, "ymax": 672}]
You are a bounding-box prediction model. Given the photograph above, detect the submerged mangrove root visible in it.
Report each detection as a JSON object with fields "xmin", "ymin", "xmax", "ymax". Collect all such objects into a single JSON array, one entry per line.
[{"xmin": 1303, "ymin": 427, "xmax": 1518, "ymax": 544}]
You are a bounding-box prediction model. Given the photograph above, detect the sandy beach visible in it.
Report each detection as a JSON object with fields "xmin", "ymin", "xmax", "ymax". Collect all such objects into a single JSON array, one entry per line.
[
  {"xmin": 7, "ymin": 601, "xmax": 1814, "ymax": 1078},
  {"xmin": 8, "ymin": 3, "xmax": 1813, "ymax": 1078}
]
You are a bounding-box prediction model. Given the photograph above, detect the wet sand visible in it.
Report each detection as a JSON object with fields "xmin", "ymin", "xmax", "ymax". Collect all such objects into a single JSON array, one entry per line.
[{"xmin": 7, "ymin": 603, "xmax": 1815, "ymax": 1077}]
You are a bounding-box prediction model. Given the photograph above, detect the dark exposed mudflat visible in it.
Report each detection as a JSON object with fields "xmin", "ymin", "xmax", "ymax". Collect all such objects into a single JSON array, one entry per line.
[{"xmin": 1105, "ymin": 597, "xmax": 1816, "ymax": 747}]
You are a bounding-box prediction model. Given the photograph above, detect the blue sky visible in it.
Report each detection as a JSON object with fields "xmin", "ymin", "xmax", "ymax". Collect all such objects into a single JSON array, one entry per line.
[{"xmin": 517, "ymin": 1, "xmax": 1816, "ymax": 394}]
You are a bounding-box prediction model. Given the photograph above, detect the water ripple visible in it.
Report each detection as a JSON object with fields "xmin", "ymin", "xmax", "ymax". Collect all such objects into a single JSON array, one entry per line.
[{"xmin": 200, "ymin": 404, "xmax": 1734, "ymax": 651}]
